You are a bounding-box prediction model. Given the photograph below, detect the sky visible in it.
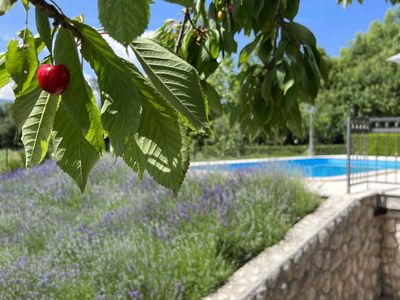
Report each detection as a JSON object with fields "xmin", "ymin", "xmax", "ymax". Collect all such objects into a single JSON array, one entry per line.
[{"xmin": 0, "ymin": 0, "xmax": 397, "ymax": 100}]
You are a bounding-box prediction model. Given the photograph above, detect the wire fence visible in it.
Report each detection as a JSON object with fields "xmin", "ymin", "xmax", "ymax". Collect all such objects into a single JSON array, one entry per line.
[{"xmin": 346, "ymin": 112, "xmax": 400, "ymax": 193}]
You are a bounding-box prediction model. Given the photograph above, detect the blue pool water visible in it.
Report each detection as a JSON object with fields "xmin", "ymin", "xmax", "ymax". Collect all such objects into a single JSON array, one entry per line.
[{"xmin": 191, "ymin": 158, "xmax": 400, "ymax": 178}]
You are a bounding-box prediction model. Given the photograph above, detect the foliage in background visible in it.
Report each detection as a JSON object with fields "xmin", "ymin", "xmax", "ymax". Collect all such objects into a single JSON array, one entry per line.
[
  {"xmin": 315, "ymin": 8, "xmax": 400, "ymax": 144},
  {"xmin": 194, "ymin": 143, "xmax": 346, "ymax": 161},
  {"xmin": 0, "ymin": 156, "xmax": 319, "ymax": 299},
  {"xmin": 0, "ymin": 103, "xmax": 19, "ymax": 149},
  {"xmin": 0, "ymin": 149, "xmax": 24, "ymax": 173}
]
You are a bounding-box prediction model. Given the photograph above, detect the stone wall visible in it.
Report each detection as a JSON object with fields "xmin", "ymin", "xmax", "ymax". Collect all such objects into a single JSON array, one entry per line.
[
  {"xmin": 205, "ymin": 195, "xmax": 383, "ymax": 300},
  {"xmin": 382, "ymin": 210, "xmax": 400, "ymax": 297}
]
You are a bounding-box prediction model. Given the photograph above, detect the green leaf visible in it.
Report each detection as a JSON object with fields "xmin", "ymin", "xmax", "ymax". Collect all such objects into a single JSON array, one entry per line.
[
  {"xmin": 53, "ymin": 101, "xmax": 100, "ymax": 192},
  {"xmin": 35, "ymin": 7, "xmax": 52, "ymax": 53},
  {"xmin": 276, "ymin": 66, "xmax": 294, "ymax": 95},
  {"xmin": 22, "ymin": 91, "xmax": 59, "ymax": 167},
  {"xmin": 131, "ymin": 38, "xmax": 210, "ymax": 133},
  {"xmin": 164, "ymin": 0, "xmax": 194, "ymax": 7},
  {"xmin": 282, "ymin": 22, "xmax": 316, "ymax": 47},
  {"xmin": 5, "ymin": 30, "xmax": 38, "ymax": 95},
  {"xmin": 98, "ymin": 0, "xmax": 150, "ymax": 46},
  {"xmin": 123, "ymin": 137, "xmax": 146, "ymax": 179},
  {"xmin": 85, "ymin": 91, "xmax": 106, "ymax": 153},
  {"xmin": 0, "ymin": 53, "xmax": 10, "ymax": 89},
  {"xmin": 136, "ymin": 109, "xmax": 190, "ymax": 191},
  {"xmin": 261, "ymin": 71, "xmax": 273, "ymax": 101},
  {"xmin": 248, "ymin": 0, "xmax": 264, "ymax": 21},
  {"xmin": 124, "ymin": 62, "xmax": 191, "ymax": 190},
  {"xmin": 0, "ymin": 0, "xmax": 16, "ymax": 16},
  {"xmin": 282, "ymin": 0, "xmax": 299, "ymax": 21},
  {"xmin": 200, "ymin": 80, "xmax": 222, "ymax": 115},
  {"xmin": 13, "ymin": 80, "xmax": 41, "ymax": 129},
  {"xmin": 286, "ymin": 102, "xmax": 303, "ymax": 138},
  {"xmin": 54, "ymin": 28, "xmax": 104, "ymax": 153},
  {"xmin": 239, "ymin": 34, "xmax": 262, "ymax": 65},
  {"xmin": 75, "ymin": 22, "xmax": 141, "ymax": 156},
  {"xmin": 21, "ymin": 0, "xmax": 29, "ymax": 11}
]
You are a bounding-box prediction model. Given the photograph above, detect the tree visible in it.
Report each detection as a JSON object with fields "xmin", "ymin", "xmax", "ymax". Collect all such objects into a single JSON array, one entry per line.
[
  {"xmin": 314, "ymin": 7, "xmax": 400, "ymax": 144},
  {"xmin": 0, "ymin": 0, "xmax": 396, "ymax": 191}
]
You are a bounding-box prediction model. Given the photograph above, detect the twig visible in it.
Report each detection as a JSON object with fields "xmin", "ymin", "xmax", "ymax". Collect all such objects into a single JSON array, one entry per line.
[
  {"xmin": 174, "ymin": 8, "xmax": 190, "ymax": 53},
  {"xmin": 28, "ymin": 0, "xmax": 81, "ymax": 38},
  {"xmin": 49, "ymin": 0, "xmax": 64, "ymax": 15}
]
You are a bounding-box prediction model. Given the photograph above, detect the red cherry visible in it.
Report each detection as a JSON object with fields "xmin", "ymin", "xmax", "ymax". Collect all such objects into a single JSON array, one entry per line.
[
  {"xmin": 227, "ymin": 3, "xmax": 233, "ymax": 14},
  {"xmin": 37, "ymin": 64, "xmax": 70, "ymax": 95}
]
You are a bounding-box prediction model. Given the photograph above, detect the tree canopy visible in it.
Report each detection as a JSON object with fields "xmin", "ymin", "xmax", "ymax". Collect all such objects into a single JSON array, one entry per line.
[
  {"xmin": 315, "ymin": 7, "xmax": 400, "ymax": 144},
  {"xmin": 0, "ymin": 0, "xmax": 397, "ymax": 191}
]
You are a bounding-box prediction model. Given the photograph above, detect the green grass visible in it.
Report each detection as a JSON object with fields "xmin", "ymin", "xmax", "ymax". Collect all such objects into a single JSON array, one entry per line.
[
  {"xmin": 0, "ymin": 157, "xmax": 320, "ymax": 299},
  {"xmin": 0, "ymin": 149, "xmax": 24, "ymax": 174}
]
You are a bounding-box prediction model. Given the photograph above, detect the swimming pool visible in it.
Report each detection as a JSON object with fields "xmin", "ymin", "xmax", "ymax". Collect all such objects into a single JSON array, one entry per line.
[{"xmin": 191, "ymin": 158, "xmax": 400, "ymax": 178}]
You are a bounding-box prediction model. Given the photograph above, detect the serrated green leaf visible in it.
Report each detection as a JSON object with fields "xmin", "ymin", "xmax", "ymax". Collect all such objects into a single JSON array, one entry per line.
[
  {"xmin": 0, "ymin": 53, "xmax": 10, "ymax": 89},
  {"xmin": 123, "ymin": 136, "xmax": 146, "ymax": 179},
  {"xmin": 54, "ymin": 28, "xmax": 105, "ymax": 153},
  {"xmin": 35, "ymin": 7, "xmax": 52, "ymax": 53},
  {"xmin": 164, "ymin": 0, "xmax": 194, "ymax": 7},
  {"xmin": 200, "ymin": 80, "xmax": 222, "ymax": 115},
  {"xmin": 124, "ymin": 62, "xmax": 191, "ymax": 190},
  {"xmin": 5, "ymin": 30, "xmax": 38, "ymax": 95},
  {"xmin": 75, "ymin": 22, "xmax": 141, "ymax": 156},
  {"xmin": 131, "ymin": 38, "xmax": 210, "ymax": 133},
  {"xmin": 13, "ymin": 80, "xmax": 41, "ymax": 129},
  {"xmin": 0, "ymin": 0, "xmax": 16, "ymax": 16},
  {"xmin": 22, "ymin": 91, "xmax": 59, "ymax": 167},
  {"xmin": 98, "ymin": 0, "xmax": 149, "ymax": 46},
  {"xmin": 85, "ymin": 91, "xmax": 106, "ymax": 153},
  {"xmin": 53, "ymin": 101, "xmax": 100, "ymax": 192}
]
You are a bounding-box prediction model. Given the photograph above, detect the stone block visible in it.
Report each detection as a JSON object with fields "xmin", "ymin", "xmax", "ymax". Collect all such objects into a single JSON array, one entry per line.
[
  {"xmin": 384, "ymin": 233, "xmax": 399, "ymax": 248},
  {"xmin": 302, "ymin": 286, "xmax": 316, "ymax": 300},
  {"xmin": 329, "ymin": 233, "xmax": 343, "ymax": 251},
  {"xmin": 318, "ymin": 229, "xmax": 330, "ymax": 248},
  {"xmin": 384, "ymin": 219, "xmax": 396, "ymax": 233}
]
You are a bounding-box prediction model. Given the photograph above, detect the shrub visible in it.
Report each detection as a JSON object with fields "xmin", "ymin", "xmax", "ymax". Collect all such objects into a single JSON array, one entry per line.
[
  {"xmin": 0, "ymin": 157, "xmax": 319, "ymax": 299},
  {"xmin": 0, "ymin": 149, "xmax": 25, "ymax": 174},
  {"xmin": 367, "ymin": 133, "xmax": 400, "ymax": 156}
]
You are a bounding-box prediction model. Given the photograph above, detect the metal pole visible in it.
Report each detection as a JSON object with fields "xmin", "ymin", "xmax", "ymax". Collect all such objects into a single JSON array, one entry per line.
[{"xmin": 346, "ymin": 109, "xmax": 352, "ymax": 193}]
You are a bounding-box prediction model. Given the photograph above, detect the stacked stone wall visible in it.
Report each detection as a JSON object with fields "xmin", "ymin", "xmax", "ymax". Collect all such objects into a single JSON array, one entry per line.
[
  {"xmin": 382, "ymin": 211, "xmax": 400, "ymax": 297},
  {"xmin": 205, "ymin": 196, "xmax": 384, "ymax": 300}
]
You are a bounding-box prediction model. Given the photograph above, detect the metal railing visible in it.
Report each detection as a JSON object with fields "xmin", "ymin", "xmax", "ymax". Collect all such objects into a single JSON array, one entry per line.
[{"xmin": 346, "ymin": 112, "xmax": 400, "ymax": 193}]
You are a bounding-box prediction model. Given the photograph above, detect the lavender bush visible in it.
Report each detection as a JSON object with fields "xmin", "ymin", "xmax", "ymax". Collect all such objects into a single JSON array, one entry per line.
[{"xmin": 0, "ymin": 156, "xmax": 319, "ymax": 299}]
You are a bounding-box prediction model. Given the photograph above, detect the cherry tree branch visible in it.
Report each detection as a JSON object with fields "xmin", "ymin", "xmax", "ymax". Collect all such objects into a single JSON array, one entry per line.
[
  {"xmin": 28, "ymin": 0, "xmax": 81, "ymax": 37},
  {"xmin": 174, "ymin": 8, "xmax": 190, "ymax": 53}
]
